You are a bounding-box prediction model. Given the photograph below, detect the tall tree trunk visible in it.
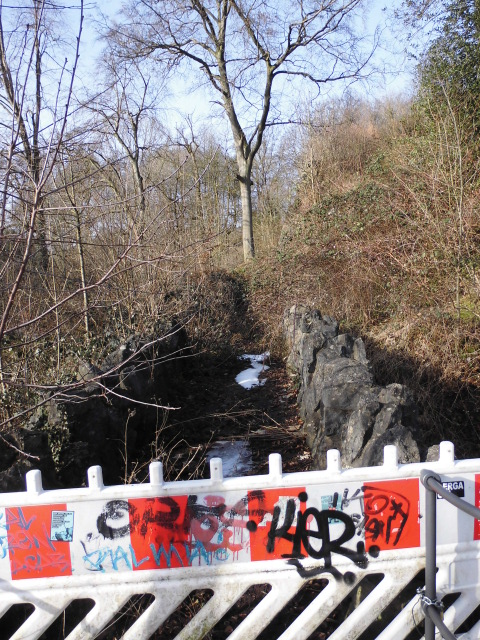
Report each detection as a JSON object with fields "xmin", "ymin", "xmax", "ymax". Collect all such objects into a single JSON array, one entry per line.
[
  {"xmin": 130, "ymin": 156, "xmax": 146, "ymax": 221},
  {"xmin": 238, "ymin": 171, "xmax": 255, "ymax": 261},
  {"xmin": 34, "ymin": 17, "xmax": 49, "ymax": 273},
  {"xmin": 75, "ymin": 211, "xmax": 90, "ymax": 339}
]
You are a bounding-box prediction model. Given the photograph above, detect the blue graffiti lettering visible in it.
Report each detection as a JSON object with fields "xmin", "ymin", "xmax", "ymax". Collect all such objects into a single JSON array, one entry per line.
[
  {"xmin": 184, "ymin": 541, "xmax": 210, "ymax": 566},
  {"xmin": 5, "ymin": 508, "xmax": 36, "ymax": 531},
  {"xmin": 129, "ymin": 544, "xmax": 149, "ymax": 568},
  {"xmin": 0, "ymin": 536, "xmax": 8, "ymax": 559},
  {"xmin": 10, "ymin": 551, "xmax": 70, "ymax": 576},
  {"xmin": 149, "ymin": 542, "xmax": 183, "ymax": 568},
  {"xmin": 111, "ymin": 546, "xmax": 132, "ymax": 571},
  {"xmin": 83, "ymin": 548, "xmax": 109, "ymax": 572},
  {"xmin": 213, "ymin": 548, "xmax": 230, "ymax": 562},
  {"xmin": 7, "ymin": 523, "xmax": 56, "ymax": 553},
  {"xmin": 82, "ymin": 545, "xmax": 133, "ymax": 572}
]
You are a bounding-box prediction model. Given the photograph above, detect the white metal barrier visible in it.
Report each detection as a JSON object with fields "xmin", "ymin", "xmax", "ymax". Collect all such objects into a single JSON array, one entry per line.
[{"xmin": 1, "ymin": 441, "xmax": 480, "ymax": 639}]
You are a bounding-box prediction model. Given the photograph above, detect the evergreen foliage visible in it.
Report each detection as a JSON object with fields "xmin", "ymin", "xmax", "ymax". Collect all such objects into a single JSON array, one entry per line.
[{"xmin": 419, "ymin": 0, "xmax": 480, "ymax": 137}]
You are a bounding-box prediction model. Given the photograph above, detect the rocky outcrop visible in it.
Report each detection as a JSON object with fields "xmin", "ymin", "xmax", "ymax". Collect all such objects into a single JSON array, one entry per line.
[
  {"xmin": 0, "ymin": 428, "xmax": 58, "ymax": 492},
  {"xmin": 23, "ymin": 321, "xmax": 188, "ymax": 488},
  {"xmin": 283, "ymin": 305, "xmax": 420, "ymax": 467}
]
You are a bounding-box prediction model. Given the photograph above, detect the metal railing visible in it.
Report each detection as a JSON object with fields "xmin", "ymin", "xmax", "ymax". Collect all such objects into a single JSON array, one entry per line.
[{"xmin": 421, "ymin": 469, "xmax": 480, "ymax": 640}]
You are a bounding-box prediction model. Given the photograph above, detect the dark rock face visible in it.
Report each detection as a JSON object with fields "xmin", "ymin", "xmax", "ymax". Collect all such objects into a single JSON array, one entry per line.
[
  {"xmin": 0, "ymin": 429, "xmax": 58, "ymax": 492},
  {"xmin": 283, "ymin": 305, "xmax": 420, "ymax": 467},
  {"xmin": 0, "ymin": 321, "xmax": 188, "ymax": 491},
  {"xmin": 48, "ymin": 324, "xmax": 187, "ymax": 487}
]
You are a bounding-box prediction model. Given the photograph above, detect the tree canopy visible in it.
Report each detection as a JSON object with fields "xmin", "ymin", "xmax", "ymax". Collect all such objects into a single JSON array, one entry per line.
[{"xmin": 108, "ymin": 0, "xmax": 376, "ymax": 260}]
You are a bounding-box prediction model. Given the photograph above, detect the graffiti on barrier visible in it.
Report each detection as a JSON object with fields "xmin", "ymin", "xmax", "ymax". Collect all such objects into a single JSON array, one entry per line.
[
  {"xmin": 0, "ymin": 478, "xmax": 421, "ymax": 580},
  {"xmin": 4, "ymin": 504, "xmax": 72, "ymax": 579}
]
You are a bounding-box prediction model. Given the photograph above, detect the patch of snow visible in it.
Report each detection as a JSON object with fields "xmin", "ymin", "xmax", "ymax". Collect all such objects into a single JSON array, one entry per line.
[
  {"xmin": 235, "ymin": 352, "xmax": 270, "ymax": 389},
  {"xmin": 206, "ymin": 440, "xmax": 253, "ymax": 477}
]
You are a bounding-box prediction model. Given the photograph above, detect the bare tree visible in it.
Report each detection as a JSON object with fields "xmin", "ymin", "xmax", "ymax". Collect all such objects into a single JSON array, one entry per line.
[
  {"xmin": 108, "ymin": 0, "xmax": 376, "ymax": 261},
  {"xmin": 0, "ymin": 1, "xmax": 173, "ymax": 429},
  {"xmin": 0, "ymin": 0, "xmax": 71, "ymax": 272},
  {"xmin": 84, "ymin": 54, "xmax": 166, "ymax": 229},
  {"xmin": 0, "ymin": 1, "xmax": 83, "ymax": 356},
  {"xmin": 0, "ymin": 0, "xmax": 85, "ymax": 426}
]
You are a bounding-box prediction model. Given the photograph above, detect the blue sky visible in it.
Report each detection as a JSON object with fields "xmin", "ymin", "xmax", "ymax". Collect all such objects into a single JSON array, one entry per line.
[{"xmin": 73, "ymin": 0, "xmax": 417, "ymax": 134}]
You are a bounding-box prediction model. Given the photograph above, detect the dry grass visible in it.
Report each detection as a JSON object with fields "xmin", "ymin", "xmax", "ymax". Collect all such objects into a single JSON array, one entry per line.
[{"xmin": 241, "ymin": 97, "xmax": 480, "ymax": 458}]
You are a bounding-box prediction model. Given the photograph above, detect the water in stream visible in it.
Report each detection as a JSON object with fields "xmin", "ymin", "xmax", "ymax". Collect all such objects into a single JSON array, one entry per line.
[
  {"xmin": 206, "ymin": 439, "xmax": 253, "ymax": 477},
  {"xmin": 206, "ymin": 353, "xmax": 269, "ymax": 477}
]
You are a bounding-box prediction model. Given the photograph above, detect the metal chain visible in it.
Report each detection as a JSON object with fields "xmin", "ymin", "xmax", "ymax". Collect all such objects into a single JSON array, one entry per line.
[{"xmin": 417, "ymin": 587, "xmax": 445, "ymax": 610}]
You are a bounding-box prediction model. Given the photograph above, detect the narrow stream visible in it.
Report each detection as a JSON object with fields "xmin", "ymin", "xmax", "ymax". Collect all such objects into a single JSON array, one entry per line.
[
  {"xmin": 206, "ymin": 440, "xmax": 253, "ymax": 477},
  {"xmin": 206, "ymin": 353, "xmax": 269, "ymax": 476}
]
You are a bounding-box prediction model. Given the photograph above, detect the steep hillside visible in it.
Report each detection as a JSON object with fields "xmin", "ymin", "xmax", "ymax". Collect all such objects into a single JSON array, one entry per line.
[{"xmin": 242, "ymin": 102, "xmax": 480, "ymax": 461}]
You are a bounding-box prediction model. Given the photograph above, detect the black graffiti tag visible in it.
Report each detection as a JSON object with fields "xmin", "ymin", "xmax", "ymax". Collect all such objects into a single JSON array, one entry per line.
[
  {"xmin": 266, "ymin": 499, "xmax": 296, "ymax": 553},
  {"xmin": 267, "ymin": 499, "xmax": 367, "ymax": 568}
]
